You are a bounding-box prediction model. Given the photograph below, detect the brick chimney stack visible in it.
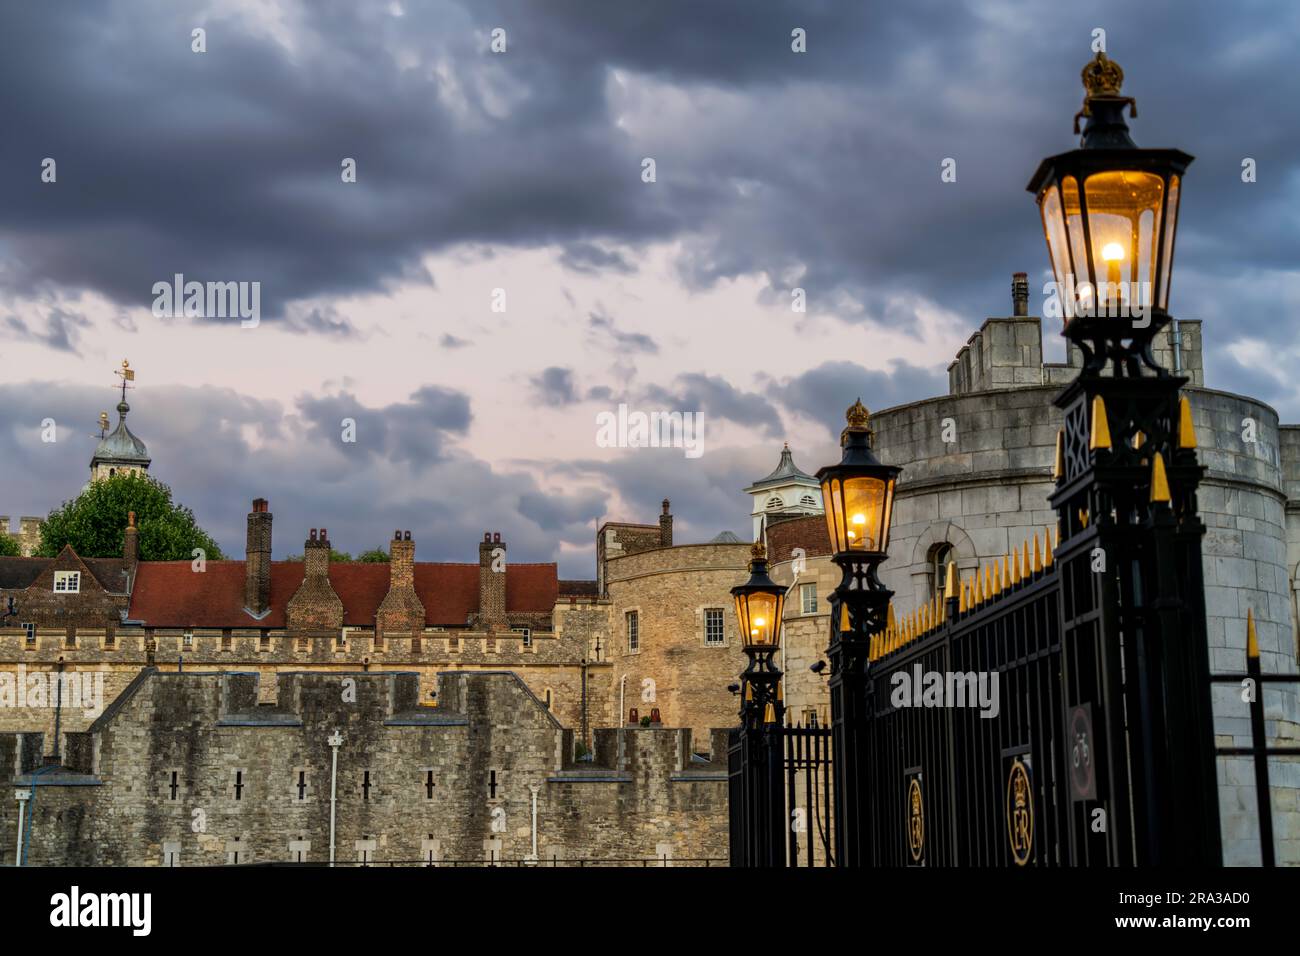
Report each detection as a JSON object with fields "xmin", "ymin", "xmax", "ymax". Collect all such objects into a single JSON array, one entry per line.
[
  {"xmin": 478, "ymin": 531, "xmax": 507, "ymax": 630},
  {"xmin": 123, "ymin": 510, "xmax": 139, "ymax": 567},
  {"xmin": 286, "ymin": 526, "xmax": 344, "ymax": 630},
  {"xmin": 244, "ymin": 498, "xmax": 272, "ymax": 616},
  {"xmin": 377, "ymin": 529, "xmax": 424, "ymax": 640},
  {"xmin": 1012, "ymin": 272, "xmax": 1030, "ymax": 317},
  {"xmin": 659, "ymin": 498, "xmax": 673, "ymax": 547}
]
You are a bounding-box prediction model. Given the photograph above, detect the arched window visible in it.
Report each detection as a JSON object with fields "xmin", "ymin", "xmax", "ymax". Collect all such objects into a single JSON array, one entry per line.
[
  {"xmin": 800, "ymin": 495, "xmax": 817, "ymax": 507},
  {"xmin": 928, "ymin": 543, "xmax": 954, "ymax": 602},
  {"xmin": 766, "ymin": 496, "xmax": 784, "ymax": 510}
]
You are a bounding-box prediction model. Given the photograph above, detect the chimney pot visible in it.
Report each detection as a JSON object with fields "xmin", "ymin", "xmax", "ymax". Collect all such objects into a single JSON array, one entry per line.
[
  {"xmin": 404, "ymin": 530, "xmax": 411, "ymax": 541},
  {"xmin": 310, "ymin": 529, "xmax": 317, "ymax": 541},
  {"xmin": 493, "ymin": 532, "xmax": 501, "ymax": 543},
  {"xmin": 395, "ymin": 529, "xmax": 401, "ymax": 541},
  {"xmin": 320, "ymin": 528, "xmax": 327, "ymax": 541},
  {"xmin": 1012, "ymin": 272, "xmax": 1029, "ymax": 317},
  {"xmin": 484, "ymin": 532, "xmax": 491, "ymax": 542}
]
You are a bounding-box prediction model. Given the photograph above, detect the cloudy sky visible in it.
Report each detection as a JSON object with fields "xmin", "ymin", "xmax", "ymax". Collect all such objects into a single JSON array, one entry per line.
[{"xmin": 2, "ymin": 0, "xmax": 1297, "ymax": 576}]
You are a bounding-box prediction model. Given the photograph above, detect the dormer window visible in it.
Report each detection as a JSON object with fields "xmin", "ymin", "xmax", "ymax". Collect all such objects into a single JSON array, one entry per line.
[
  {"xmin": 53, "ymin": 571, "xmax": 81, "ymax": 594},
  {"xmin": 800, "ymin": 495, "xmax": 817, "ymax": 507},
  {"xmin": 766, "ymin": 496, "xmax": 784, "ymax": 510}
]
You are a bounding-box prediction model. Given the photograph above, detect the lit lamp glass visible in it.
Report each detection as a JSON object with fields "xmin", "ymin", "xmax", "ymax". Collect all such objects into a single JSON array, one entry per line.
[
  {"xmin": 1028, "ymin": 53, "xmax": 1189, "ymax": 328},
  {"xmin": 732, "ymin": 544, "xmax": 785, "ymax": 651},
  {"xmin": 817, "ymin": 400, "xmax": 900, "ymax": 560}
]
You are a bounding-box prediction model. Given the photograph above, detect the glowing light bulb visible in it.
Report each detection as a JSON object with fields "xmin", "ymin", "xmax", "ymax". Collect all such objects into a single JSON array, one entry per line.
[
  {"xmin": 754, "ymin": 618, "xmax": 766, "ymax": 628},
  {"xmin": 1101, "ymin": 242, "xmax": 1125, "ymax": 297}
]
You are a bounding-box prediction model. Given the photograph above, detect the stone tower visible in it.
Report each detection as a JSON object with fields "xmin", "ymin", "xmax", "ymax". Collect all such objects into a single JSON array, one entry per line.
[{"xmin": 89, "ymin": 362, "xmax": 151, "ymax": 482}]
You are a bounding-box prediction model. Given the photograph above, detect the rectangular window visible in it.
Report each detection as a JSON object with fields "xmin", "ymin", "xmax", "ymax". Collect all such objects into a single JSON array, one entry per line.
[
  {"xmin": 104, "ymin": 630, "xmax": 115, "ymax": 648},
  {"xmin": 221, "ymin": 629, "xmax": 232, "ymax": 651},
  {"xmin": 23, "ymin": 623, "xmax": 35, "ymax": 646},
  {"xmin": 513, "ymin": 626, "xmax": 532, "ymax": 647},
  {"xmin": 53, "ymin": 571, "xmax": 80, "ymax": 593},
  {"xmin": 626, "ymin": 611, "xmax": 639, "ymax": 652},
  {"xmin": 800, "ymin": 583, "xmax": 818, "ymax": 615},
  {"xmin": 704, "ymin": 608, "xmax": 725, "ymax": 646},
  {"xmin": 182, "ymin": 631, "xmax": 194, "ymax": 650}
]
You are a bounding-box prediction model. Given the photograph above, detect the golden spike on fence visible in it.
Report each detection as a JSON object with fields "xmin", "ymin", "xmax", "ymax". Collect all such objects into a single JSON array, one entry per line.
[
  {"xmin": 1053, "ymin": 429, "xmax": 1065, "ymax": 480},
  {"xmin": 1001, "ymin": 554, "xmax": 1011, "ymax": 591},
  {"xmin": 1011, "ymin": 549, "xmax": 1021, "ymax": 585},
  {"xmin": 1053, "ymin": 524, "xmax": 1060, "ymax": 550},
  {"xmin": 887, "ymin": 603, "xmax": 897, "ymax": 633},
  {"xmin": 1089, "ymin": 395, "xmax": 1112, "ymax": 450},
  {"xmin": 958, "ymin": 578, "xmax": 968, "ymax": 613},
  {"xmin": 840, "ymin": 603, "xmax": 851, "ymax": 632},
  {"xmin": 1150, "ymin": 452, "xmax": 1171, "ymax": 504},
  {"xmin": 1022, "ymin": 538, "xmax": 1031, "ymax": 580},
  {"xmin": 1032, "ymin": 532, "xmax": 1042, "ymax": 573},
  {"xmin": 1044, "ymin": 526, "xmax": 1054, "ymax": 567},
  {"xmin": 1246, "ymin": 608, "xmax": 1259, "ymax": 660},
  {"xmin": 763, "ymin": 702, "xmax": 776, "ymax": 725},
  {"xmin": 744, "ymin": 683, "xmax": 753, "ymax": 702},
  {"xmin": 1178, "ymin": 396, "xmax": 1197, "ymax": 449},
  {"xmin": 983, "ymin": 563, "xmax": 993, "ymax": 599},
  {"xmin": 944, "ymin": 561, "xmax": 957, "ymax": 605},
  {"xmin": 870, "ymin": 633, "xmax": 879, "ymax": 661}
]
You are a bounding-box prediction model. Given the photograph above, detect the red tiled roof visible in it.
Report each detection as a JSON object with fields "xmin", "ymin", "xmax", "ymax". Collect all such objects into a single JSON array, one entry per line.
[
  {"xmin": 128, "ymin": 560, "xmax": 559, "ymax": 628},
  {"xmin": 0, "ymin": 555, "xmax": 131, "ymax": 593},
  {"xmin": 765, "ymin": 515, "xmax": 832, "ymax": 564}
]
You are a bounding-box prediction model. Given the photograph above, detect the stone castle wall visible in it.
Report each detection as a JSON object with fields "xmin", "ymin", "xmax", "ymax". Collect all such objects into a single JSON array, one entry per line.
[
  {"xmin": 0, "ymin": 669, "xmax": 728, "ymax": 866},
  {"xmin": 0, "ymin": 599, "xmax": 615, "ymax": 754}
]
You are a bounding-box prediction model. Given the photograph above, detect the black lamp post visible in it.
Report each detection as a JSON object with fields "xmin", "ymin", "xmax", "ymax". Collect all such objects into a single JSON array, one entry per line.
[
  {"xmin": 729, "ymin": 541, "xmax": 787, "ymax": 866},
  {"xmin": 1031, "ymin": 54, "xmax": 1220, "ymax": 864},
  {"xmin": 817, "ymin": 399, "xmax": 901, "ymax": 867},
  {"xmin": 731, "ymin": 541, "xmax": 787, "ymax": 729}
]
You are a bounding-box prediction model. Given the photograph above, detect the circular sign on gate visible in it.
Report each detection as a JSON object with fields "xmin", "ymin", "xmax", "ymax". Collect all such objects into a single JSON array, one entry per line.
[
  {"xmin": 1006, "ymin": 757, "xmax": 1033, "ymax": 866},
  {"xmin": 908, "ymin": 777, "xmax": 924, "ymax": 862}
]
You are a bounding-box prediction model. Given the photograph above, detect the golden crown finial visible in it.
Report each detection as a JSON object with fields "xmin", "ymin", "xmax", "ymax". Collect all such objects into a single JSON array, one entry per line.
[
  {"xmin": 1082, "ymin": 52, "xmax": 1125, "ymax": 99},
  {"xmin": 845, "ymin": 398, "xmax": 871, "ymax": 429},
  {"xmin": 751, "ymin": 540, "xmax": 767, "ymax": 562}
]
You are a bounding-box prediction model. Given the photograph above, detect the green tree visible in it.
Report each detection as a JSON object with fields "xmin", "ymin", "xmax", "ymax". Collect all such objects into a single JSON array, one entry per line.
[
  {"xmin": 0, "ymin": 533, "xmax": 21, "ymax": 557},
  {"xmin": 357, "ymin": 547, "xmax": 390, "ymax": 563},
  {"xmin": 37, "ymin": 473, "xmax": 224, "ymax": 561},
  {"xmin": 284, "ymin": 549, "xmax": 352, "ymax": 562}
]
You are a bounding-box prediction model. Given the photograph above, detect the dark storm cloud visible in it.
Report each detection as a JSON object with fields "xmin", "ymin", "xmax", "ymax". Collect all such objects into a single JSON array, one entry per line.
[
  {"xmin": 588, "ymin": 311, "xmax": 658, "ymax": 355},
  {"xmin": 530, "ymin": 366, "xmax": 579, "ymax": 407},
  {"xmin": 2, "ymin": 307, "xmax": 91, "ymax": 354},
  {"xmin": 1, "ymin": 1, "xmax": 1296, "ymax": 411},
  {"xmin": 643, "ymin": 372, "xmax": 782, "ymax": 436},
  {"xmin": 559, "ymin": 242, "xmax": 637, "ymax": 276},
  {"xmin": 296, "ymin": 385, "xmax": 471, "ymax": 468},
  {"xmin": 517, "ymin": 487, "xmax": 606, "ymax": 533},
  {"xmin": 772, "ymin": 361, "xmax": 949, "ymax": 438}
]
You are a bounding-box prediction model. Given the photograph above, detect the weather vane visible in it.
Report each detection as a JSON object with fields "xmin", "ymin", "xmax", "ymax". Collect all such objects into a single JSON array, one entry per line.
[{"xmin": 114, "ymin": 359, "xmax": 135, "ymax": 403}]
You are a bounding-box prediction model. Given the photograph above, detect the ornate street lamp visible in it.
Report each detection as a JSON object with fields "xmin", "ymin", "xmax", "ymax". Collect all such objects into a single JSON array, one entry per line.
[
  {"xmin": 729, "ymin": 540, "xmax": 788, "ymax": 866},
  {"xmin": 731, "ymin": 541, "xmax": 785, "ymax": 727},
  {"xmin": 1027, "ymin": 52, "xmax": 1191, "ymax": 376},
  {"xmin": 817, "ymin": 399, "xmax": 901, "ymax": 867},
  {"xmin": 1032, "ymin": 55, "xmax": 1220, "ymax": 864}
]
